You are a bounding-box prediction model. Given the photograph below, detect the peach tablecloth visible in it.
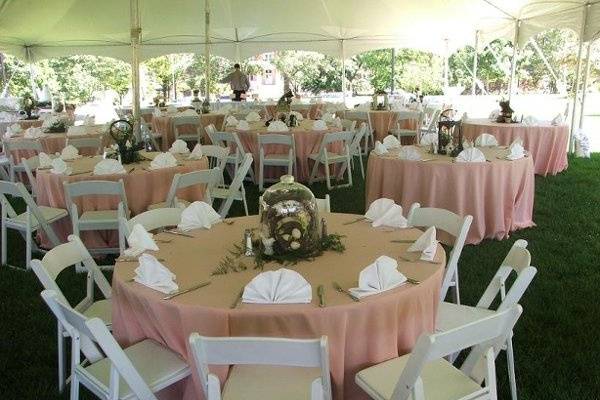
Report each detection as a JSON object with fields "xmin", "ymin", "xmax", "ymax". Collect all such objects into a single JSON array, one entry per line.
[
  {"xmin": 112, "ymin": 213, "xmax": 445, "ymax": 400},
  {"xmin": 265, "ymin": 103, "xmax": 324, "ymax": 119},
  {"xmin": 35, "ymin": 153, "xmax": 208, "ymax": 249},
  {"xmin": 366, "ymin": 147, "xmax": 535, "ymax": 245},
  {"xmin": 462, "ymin": 119, "xmax": 568, "ymax": 176},
  {"xmin": 230, "ymin": 119, "xmax": 343, "ymax": 182},
  {"xmin": 345, "ymin": 110, "xmax": 418, "ymax": 144},
  {"xmin": 152, "ymin": 113, "xmax": 226, "ymax": 150}
]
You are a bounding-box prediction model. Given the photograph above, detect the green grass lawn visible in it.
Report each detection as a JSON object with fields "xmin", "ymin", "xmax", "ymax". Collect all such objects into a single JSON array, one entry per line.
[{"xmin": 1, "ymin": 154, "xmax": 599, "ymax": 399}]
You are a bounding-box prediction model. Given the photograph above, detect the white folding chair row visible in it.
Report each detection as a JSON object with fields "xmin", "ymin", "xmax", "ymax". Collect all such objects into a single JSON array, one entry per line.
[
  {"xmin": 349, "ymin": 122, "xmax": 368, "ymax": 179},
  {"xmin": 63, "ymin": 179, "xmax": 129, "ymax": 256},
  {"xmin": 437, "ymin": 239, "xmax": 537, "ymax": 400},
  {"xmin": 206, "ymin": 124, "xmax": 255, "ymax": 183},
  {"xmin": 119, "ymin": 207, "xmax": 184, "ymax": 254},
  {"xmin": 213, "ymin": 153, "xmax": 253, "ymax": 218},
  {"xmin": 308, "ymin": 131, "xmax": 354, "ymax": 190},
  {"xmin": 407, "ymin": 203, "xmax": 473, "ymax": 305},
  {"xmin": 356, "ymin": 305, "xmax": 523, "ymax": 400},
  {"xmin": 66, "ymin": 136, "xmax": 103, "ymax": 155},
  {"xmin": 189, "ymin": 334, "xmax": 332, "ymax": 400},
  {"xmin": 258, "ymin": 133, "xmax": 296, "ymax": 191},
  {"xmin": 173, "ymin": 115, "xmax": 201, "ymax": 146},
  {"xmin": 31, "ymin": 235, "xmax": 112, "ymax": 392},
  {"xmin": 0, "ymin": 180, "xmax": 67, "ymax": 269},
  {"xmin": 41, "ymin": 289, "xmax": 190, "ymax": 400},
  {"xmin": 3, "ymin": 139, "xmax": 43, "ymax": 182},
  {"xmin": 147, "ymin": 167, "xmax": 221, "ymax": 210}
]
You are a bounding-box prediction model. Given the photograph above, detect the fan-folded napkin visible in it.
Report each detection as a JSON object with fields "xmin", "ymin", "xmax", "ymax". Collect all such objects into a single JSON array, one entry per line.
[
  {"xmin": 133, "ymin": 254, "xmax": 178, "ymax": 294},
  {"xmin": 225, "ymin": 115, "xmax": 238, "ymax": 126},
  {"xmin": 349, "ymin": 256, "xmax": 407, "ymax": 298},
  {"xmin": 93, "ymin": 158, "xmax": 126, "ymax": 175},
  {"xmin": 188, "ymin": 144, "xmax": 203, "ymax": 160},
  {"xmin": 267, "ymin": 120, "xmax": 289, "ymax": 132},
  {"xmin": 242, "ymin": 268, "xmax": 312, "ymax": 304},
  {"xmin": 50, "ymin": 158, "xmax": 71, "ymax": 175},
  {"xmin": 237, "ymin": 120, "xmax": 250, "ymax": 130},
  {"xmin": 474, "ymin": 133, "xmax": 498, "ymax": 147},
  {"xmin": 407, "ymin": 226, "xmax": 438, "ymax": 261},
  {"xmin": 38, "ymin": 152, "xmax": 52, "ymax": 168},
  {"xmin": 551, "ymin": 113, "xmax": 563, "ymax": 126},
  {"xmin": 169, "ymin": 139, "xmax": 190, "ymax": 154},
  {"xmin": 24, "ymin": 127, "xmax": 43, "ymax": 139},
  {"xmin": 455, "ymin": 148, "xmax": 486, "ymax": 163},
  {"xmin": 366, "ymin": 198, "xmax": 408, "ymax": 228},
  {"xmin": 382, "ymin": 135, "xmax": 401, "ymax": 149},
  {"xmin": 505, "ymin": 140, "xmax": 525, "ymax": 160},
  {"xmin": 245, "ymin": 111, "xmax": 261, "ymax": 122},
  {"xmin": 373, "ymin": 141, "xmax": 388, "ymax": 156},
  {"xmin": 150, "ymin": 152, "xmax": 178, "ymax": 169},
  {"xmin": 177, "ymin": 201, "xmax": 221, "ymax": 231},
  {"xmin": 290, "ymin": 111, "xmax": 304, "ymax": 121},
  {"xmin": 124, "ymin": 224, "xmax": 159, "ymax": 257},
  {"xmin": 60, "ymin": 145, "xmax": 80, "ymax": 160},
  {"xmin": 398, "ymin": 146, "xmax": 422, "ymax": 161}
]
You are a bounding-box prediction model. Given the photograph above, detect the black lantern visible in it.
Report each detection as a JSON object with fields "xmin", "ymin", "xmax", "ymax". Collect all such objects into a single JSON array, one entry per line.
[{"xmin": 437, "ymin": 109, "xmax": 463, "ymax": 156}]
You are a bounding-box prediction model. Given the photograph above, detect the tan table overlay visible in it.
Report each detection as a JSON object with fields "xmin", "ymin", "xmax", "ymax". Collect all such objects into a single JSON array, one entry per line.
[
  {"xmin": 230, "ymin": 119, "xmax": 343, "ymax": 182},
  {"xmin": 112, "ymin": 213, "xmax": 445, "ymax": 400},
  {"xmin": 152, "ymin": 113, "xmax": 226, "ymax": 151},
  {"xmin": 366, "ymin": 147, "xmax": 535, "ymax": 245},
  {"xmin": 462, "ymin": 118, "xmax": 568, "ymax": 176},
  {"xmin": 35, "ymin": 152, "xmax": 208, "ymax": 249}
]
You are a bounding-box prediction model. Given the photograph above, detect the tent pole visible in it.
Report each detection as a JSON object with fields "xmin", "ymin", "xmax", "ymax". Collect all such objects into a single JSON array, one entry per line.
[
  {"xmin": 472, "ymin": 31, "xmax": 479, "ymax": 95},
  {"xmin": 579, "ymin": 41, "xmax": 592, "ymax": 130},
  {"xmin": 443, "ymin": 39, "xmax": 449, "ymax": 92},
  {"xmin": 508, "ymin": 20, "xmax": 520, "ymax": 100},
  {"xmin": 25, "ymin": 47, "xmax": 37, "ymax": 99},
  {"xmin": 569, "ymin": 4, "xmax": 589, "ymax": 153},
  {"xmin": 204, "ymin": 0, "xmax": 211, "ymax": 102},
  {"xmin": 130, "ymin": 0, "xmax": 141, "ymax": 136},
  {"xmin": 234, "ymin": 28, "xmax": 241, "ymax": 64},
  {"xmin": 391, "ymin": 48, "xmax": 396, "ymax": 94},
  {"xmin": 341, "ymin": 39, "xmax": 346, "ymax": 106}
]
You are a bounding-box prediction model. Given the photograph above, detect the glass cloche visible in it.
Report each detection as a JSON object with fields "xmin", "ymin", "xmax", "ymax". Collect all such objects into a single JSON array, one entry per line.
[{"xmin": 259, "ymin": 175, "xmax": 320, "ymax": 256}]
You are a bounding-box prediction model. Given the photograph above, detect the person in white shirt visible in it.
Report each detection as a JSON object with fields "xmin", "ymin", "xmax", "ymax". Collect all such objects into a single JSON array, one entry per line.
[{"xmin": 221, "ymin": 63, "xmax": 250, "ymax": 102}]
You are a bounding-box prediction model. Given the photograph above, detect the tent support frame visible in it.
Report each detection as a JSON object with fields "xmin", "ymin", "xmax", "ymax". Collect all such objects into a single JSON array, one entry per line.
[
  {"xmin": 341, "ymin": 39, "xmax": 346, "ymax": 105},
  {"xmin": 472, "ymin": 31, "xmax": 479, "ymax": 95},
  {"xmin": 130, "ymin": 0, "xmax": 141, "ymax": 136},
  {"xmin": 205, "ymin": 0, "xmax": 211, "ymax": 102},
  {"xmin": 579, "ymin": 40, "xmax": 592, "ymax": 129},
  {"xmin": 508, "ymin": 19, "xmax": 520, "ymax": 100},
  {"xmin": 570, "ymin": 3, "xmax": 590, "ymax": 152}
]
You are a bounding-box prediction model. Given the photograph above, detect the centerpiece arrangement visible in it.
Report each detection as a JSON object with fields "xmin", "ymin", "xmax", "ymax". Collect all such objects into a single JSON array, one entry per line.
[
  {"xmin": 371, "ymin": 90, "xmax": 389, "ymax": 111},
  {"xmin": 213, "ymin": 175, "xmax": 345, "ymax": 275},
  {"xmin": 42, "ymin": 114, "xmax": 73, "ymax": 133},
  {"xmin": 266, "ymin": 90, "xmax": 299, "ymax": 128},
  {"xmin": 20, "ymin": 93, "xmax": 38, "ymax": 120},
  {"xmin": 437, "ymin": 109, "xmax": 463, "ymax": 156},
  {"xmin": 107, "ymin": 119, "xmax": 143, "ymax": 164},
  {"xmin": 496, "ymin": 99, "xmax": 515, "ymax": 123}
]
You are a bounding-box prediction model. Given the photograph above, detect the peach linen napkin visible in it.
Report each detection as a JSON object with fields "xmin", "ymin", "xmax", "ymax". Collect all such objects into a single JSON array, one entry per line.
[
  {"xmin": 124, "ymin": 224, "xmax": 159, "ymax": 257},
  {"xmin": 134, "ymin": 253, "xmax": 178, "ymax": 294},
  {"xmin": 349, "ymin": 255, "xmax": 407, "ymax": 299},
  {"xmin": 407, "ymin": 226, "xmax": 438, "ymax": 261},
  {"xmin": 242, "ymin": 268, "xmax": 312, "ymax": 304},
  {"xmin": 177, "ymin": 201, "xmax": 221, "ymax": 231}
]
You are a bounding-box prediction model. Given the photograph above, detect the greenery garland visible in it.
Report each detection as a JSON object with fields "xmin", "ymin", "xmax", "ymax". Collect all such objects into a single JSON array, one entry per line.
[{"xmin": 212, "ymin": 232, "xmax": 346, "ymax": 276}]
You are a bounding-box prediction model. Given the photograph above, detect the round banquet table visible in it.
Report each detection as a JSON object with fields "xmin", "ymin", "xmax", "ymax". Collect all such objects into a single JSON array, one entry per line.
[
  {"xmin": 0, "ymin": 119, "xmax": 43, "ymax": 135},
  {"xmin": 111, "ymin": 213, "xmax": 445, "ymax": 400},
  {"xmin": 264, "ymin": 103, "xmax": 323, "ymax": 119},
  {"xmin": 366, "ymin": 147, "xmax": 535, "ymax": 245},
  {"xmin": 35, "ymin": 152, "xmax": 208, "ymax": 249},
  {"xmin": 230, "ymin": 119, "xmax": 343, "ymax": 182},
  {"xmin": 345, "ymin": 110, "xmax": 419, "ymax": 144},
  {"xmin": 152, "ymin": 113, "xmax": 226, "ymax": 151},
  {"xmin": 462, "ymin": 118, "xmax": 568, "ymax": 176}
]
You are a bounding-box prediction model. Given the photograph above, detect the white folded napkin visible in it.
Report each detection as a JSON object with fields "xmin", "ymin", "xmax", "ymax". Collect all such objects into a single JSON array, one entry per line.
[
  {"xmin": 83, "ymin": 115, "xmax": 95, "ymax": 126},
  {"xmin": 67, "ymin": 126, "xmax": 87, "ymax": 136},
  {"xmin": 177, "ymin": 201, "xmax": 221, "ymax": 231},
  {"xmin": 489, "ymin": 110, "xmax": 499, "ymax": 120},
  {"xmin": 267, "ymin": 120, "xmax": 289, "ymax": 132},
  {"xmin": 169, "ymin": 139, "xmax": 190, "ymax": 154},
  {"xmin": 242, "ymin": 268, "xmax": 312, "ymax": 304},
  {"xmin": 373, "ymin": 141, "xmax": 388, "ymax": 156},
  {"xmin": 382, "ymin": 135, "xmax": 401, "ymax": 150},
  {"xmin": 7, "ymin": 123, "xmax": 22, "ymax": 135},
  {"xmin": 290, "ymin": 111, "xmax": 304, "ymax": 121},
  {"xmin": 349, "ymin": 256, "xmax": 407, "ymax": 299},
  {"xmin": 245, "ymin": 111, "xmax": 261, "ymax": 122},
  {"xmin": 407, "ymin": 226, "xmax": 438, "ymax": 261},
  {"xmin": 312, "ymin": 120, "xmax": 327, "ymax": 130},
  {"xmin": 93, "ymin": 158, "xmax": 126, "ymax": 175},
  {"xmin": 455, "ymin": 147, "xmax": 486, "ymax": 163},
  {"xmin": 38, "ymin": 152, "xmax": 52, "ymax": 168},
  {"xmin": 551, "ymin": 113, "xmax": 563, "ymax": 126},
  {"xmin": 237, "ymin": 120, "xmax": 250, "ymax": 130},
  {"xmin": 133, "ymin": 254, "xmax": 178, "ymax": 294},
  {"xmin": 150, "ymin": 152, "xmax": 178, "ymax": 170},
  {"xmin": 24, "ymin": 127, "xmax": 44, "ymax": 139},
  {"xmin": 505, "ymin": 140, "xmax": 525, "ymax": 160},
  {"xmin": 420, "ymin": 133, "xmax": 437, "ymax": 146},
  {"xmin": 522, "ymin": 115, "xmax": 538, "ymax": 126},
  {"xmin": 180, "ymin": 109, "xmax": 198, "ymax": 116},
  {"xmin": 153, "ymin": 108, "xmax": 163, "ymax": 117},
  {"xmin": 462, "ymin": 139, "xmax": 474, "ymax": 149},
  {"xmin": 398, "ymin": 146, "xmax": 422, "ymax": 161},
  {"xmin": 166, "ymin": 105, "xmax": 178, "ymax": 114},
  {"xmin": 474, "ymin": 133, "xmax": 498, "ymax": 147},
  {"xmin": 225, "ymin": 115, "xmax": 239, "ymax": 127},
  {"xmin": 333, "ymin": 117, "xmax": 343, "ymax": 129},
  {"xmin": 60, "ymin": 145, "xmax": 80, "ymax": 160},
  {"xmin": 372, "ymin": 204, "xmax": 408, "ymax": 228},
  {"xmin": 50, "ymin": 158, "xmax": 72, "ymax": 175},
  {"xmin": 366, "ymin": 198, "xmax": 396, "ymax": 222},
  {"xmin": 188, "ymin": 144, "xmax": 204, "ymax": 160},
  {"xmin": 124, "ymin": 224, "xmax": 159, "ymax": 257},
  {"xmin": 322, "ymin": 113, "xmax": 335, "ymax": 123}
]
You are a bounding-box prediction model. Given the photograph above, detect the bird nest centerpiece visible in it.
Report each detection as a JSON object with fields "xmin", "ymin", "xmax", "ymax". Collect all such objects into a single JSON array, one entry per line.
[{"xmin": 259, "ymin": 175, "xmax": 320, "ymax": 257}]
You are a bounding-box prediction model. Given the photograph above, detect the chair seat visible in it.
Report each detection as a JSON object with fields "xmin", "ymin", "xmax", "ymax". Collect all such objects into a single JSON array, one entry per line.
[
  {"xmin": 79, "ymin": 210, "xmax": 119, "ymax": 230},
  {"xmin": 390, "ymin": 128, "xmax": 417, "ymax": 137},
  {"xmin": 263, "ymin": 153, "xmax": 292, "ymax": 161},
  {"xmin": 82, "ymin": 299, "xmax": 112, "ymax": 326},
  {"xmin": 212, "ymin": 187, "xmax": 242, "ymax": 201},
  {"xmin": 222, "ymin": 364, "xmax": 321, "ymax": 400},
  {"xmin": 80, "ymin": 339, "xmax": 190, "ymax": 400},
  {"xmin": 176, "ymin": 135, "xmax": 198, "ymax": 141},
  {"xmin": 356, "ymin": 355, "xmax": 483, "ymax": 400},
  {"xmin": 0, "ymin": 154, "xmax": 9, "ymax": 165},
  {"xmin": 10, "ymin": 206, "xmax": 68, "ymax": 228},
  {"xmin": 435, "ymin": 301, "xmax": 495, "ymax": 333},
  {"xmin": 308, "ymin": 151, "xmax": 346, "ymax": 162}
]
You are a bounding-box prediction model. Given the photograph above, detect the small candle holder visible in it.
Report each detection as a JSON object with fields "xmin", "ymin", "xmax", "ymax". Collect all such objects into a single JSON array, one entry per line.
[{"xmin": 244, "ymin": 229, "xmax": 254, "ymax": 256}]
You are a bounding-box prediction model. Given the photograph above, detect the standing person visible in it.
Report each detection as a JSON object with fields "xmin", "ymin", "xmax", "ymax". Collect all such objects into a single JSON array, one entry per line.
[{"xmin": 221, "ymin": 63, "xmax": 250, "ymax": 102}]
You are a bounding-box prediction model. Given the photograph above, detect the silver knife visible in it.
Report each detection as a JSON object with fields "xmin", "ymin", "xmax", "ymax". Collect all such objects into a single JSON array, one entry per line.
[{"xmin": 163, "ymin": 281, "xmax": 211, "ymax": 300}]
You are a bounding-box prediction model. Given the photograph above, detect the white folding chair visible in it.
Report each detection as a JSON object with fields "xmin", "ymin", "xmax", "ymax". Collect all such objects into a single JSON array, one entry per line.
[
  {"xmin": 40, "ymin": 290, "xmax": 190, "ymax": 400},
  {"xmin": 437, "ymin": 240, "xmax": 537, "ymax": 400},
  {"xmin": 119, "ymin": 207, "xmax": 183, "ymax": 254},
  {"xmin": 390, "ymin": 110, "xmax": 424, "ymax": 144},
  {"xmin": 66, "ymin": 137, "xmax": 103, "ymax": 155},
  {"xmin": 189, "ymin": 334, "xmax": 332, "ymax": 400},
  {"xmin": 420, "ymin": 108, "xmax": 441, "ymax": 138},
  {"xmin": 31, "ymin": 235, "xmax": 112, "ymax": 392},
  {"xmin": 308, "ymin": 131, "xmax": 353, "ymax": 190},
  {"xmin": 207, "ymin": 127, "xmax": 255, "ymax": 183},
  {"xmin": 356, "ymin": 305, "xmax": 523, "ymax": 400},
  {"xmin": 21, "ymin": 154, "xmax": 41, "ymax": 198},
  {"xmin": 63, "ymin": 179, "xmax": 129, "ymax": 255},
  {"xmin": 349, "ymin": 122, "xmax": 367, "ymax": 179},
  {"xmin": 315, "ymin": 194, "xmax": 331, "ymax": 212},
  {"xmin": 212, "ymin": 153, "xmax": 253, "ymax": 218},
  {"xmin": 173, "ymin": 115, "xmax": 201, "ymax": 145},
  {"xmin": 0, "ymin": 180, "xmax": 67, "ymax": 269},
  {"xmin": 341, "ymin": 119, "xmax": 357, "ymax": 132},
  {"xmin": 258, "ymin": 133, "xmax": 296, "ymax": 191},
  {"xmin": 202, "ymin": 144, "xmax": 230, "ymax": 171},
  {"xmin": 346, "ymin": 110, "xmax": 373, "ymax": 153},
  {"xmin": 475, "ymin": 133, "xmax": 499, "ymax": 147},
  {"xmin": 3, "ymin": 139, "xmax": 43, "ymax": 182},
  {"xmin": 147, "ymin": 167, "xmax": 220, "ymax": 210},
  {"xmin": 407, "ymin": 203, "xmax": 473, "ymax": 305}
]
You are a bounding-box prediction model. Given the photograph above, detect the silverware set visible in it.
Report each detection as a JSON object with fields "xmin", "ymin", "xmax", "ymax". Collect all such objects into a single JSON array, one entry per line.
[
  {"xmin": 163, "ymin": 281, "xmax": 211, "ymax": 300},
  {"xmin": 317, "ymin": 285, "xmax": 325, "ymax": 307},
  {"xmin": 333, "ymin": 281, "xmax": 360, "ymax": 302},
  {"xmin": 164, "ymin": 230, "xmax": 194, "ymax": 238}
]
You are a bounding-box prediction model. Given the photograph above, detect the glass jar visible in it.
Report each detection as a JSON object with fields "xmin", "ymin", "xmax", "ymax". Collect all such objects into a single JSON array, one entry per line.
[{"xmin": 259, "ymin": 175, "xmax": 320, "ymax": 256}]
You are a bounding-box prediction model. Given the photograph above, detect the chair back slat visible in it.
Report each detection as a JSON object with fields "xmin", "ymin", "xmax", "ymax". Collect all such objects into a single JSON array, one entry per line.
[
  {"xmin": 218, "ymin": 153, "xmax": 253, "ymax": 218},
  {"xmin": 66, "ymin": 137, "xmax": 103, "ymax": 154},
  {"xmin": 201, "ymin": 145, "xmax": 229, "ymax": 170},
  {"xmin": 63, "ymin": 179, "xmax": 128, "ymax": 216},
  {"xmin": 258, "ymin": 133, "xmax": 294, "ymax": 147},
  {"xmin": 123, "ymin": 208, "xmax": 183, "ymax": 237},
  {"xmin": 166, "ymin": 168, "xmax": 220, "ymax": 206}
]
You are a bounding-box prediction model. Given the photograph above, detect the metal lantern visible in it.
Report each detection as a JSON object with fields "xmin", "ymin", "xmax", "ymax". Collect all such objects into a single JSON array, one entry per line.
[
  {"xmin": 437, "ymin": 109, "xmax": 463, "ymax": 156},
  {"xmin": 371, "ymin": 91, "xmax": 389, "ymax": 111}
]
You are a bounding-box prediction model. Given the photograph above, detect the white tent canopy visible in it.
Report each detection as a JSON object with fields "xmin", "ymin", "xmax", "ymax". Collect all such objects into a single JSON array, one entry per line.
[{"xmin": 1, "ymin": 0, "xmax": 600, "ymax": 62}]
